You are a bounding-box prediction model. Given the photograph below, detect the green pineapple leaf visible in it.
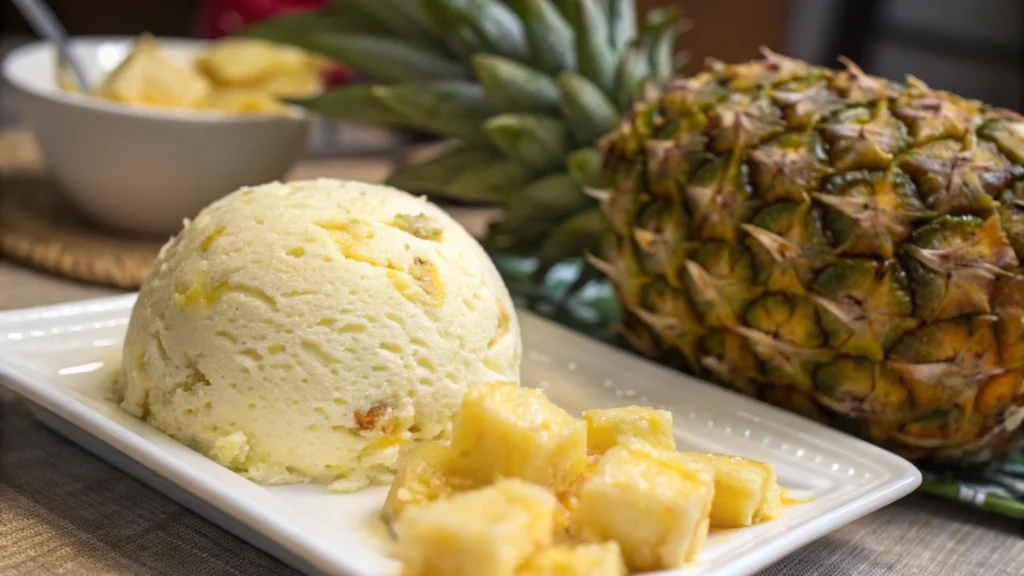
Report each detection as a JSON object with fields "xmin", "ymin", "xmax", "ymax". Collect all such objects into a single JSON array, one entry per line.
[
  {"xmin": 285, "ymin": 85, "xmax": 407, "ymax": 124},
  {"xmin": 556, "ymin": 71, "xmax": 620, "ymax": 146},
  {"xmin": 444, "ymin": 159, "xmax": 533, "ymax": 203},
  {"xmin": 508, "ymin": 0, "xmax": 576, "ymax": 74},
  {"xmin": 608, "ymin": 0, "xmax": 637, "ymax": 53},
  {"xmin": 482, "ymin": 221, "xmax": 546, "ymax": 253},
  {"xmin": 502, "ymin": 173, "xmax": 594, "ymax": 229},
  {"xmin": 649, "ymin": 21, "xmax": 685, "ymax": 81},
  {"xmin": 240, "ymin": 8, "xmax": 390, "ymax": 42},
  {"xmin": 331, "ymin": 0, "xmax": 444, "ymax": 50},
  {"xmin": 551, "ymin": 0, "xmax": 580, "ymax": 22},
  {"xmin": 487, "ymin": 173, "xmax": 594, "ymax": 250},
  {"xmin": 472, "ymin": 55, "xmax": 560, "ymax": 114},
  {"xmin": 567, "ymin": 0, "xmax": 617, "ymax": 95},
  {"xmin": 308, "ymin": 34, "xmax": 469, "ymax": 83},
  {"xmin": 534, "ymin": 207, "xmax": 608, "ymax": 281},
  {"xmin": 484, "ymin": 114, "xmax": 570, "ymax": 173},
  {"xmin": 371, "ymin": 81, "xmax": 496, "ymax": 141},
  {"xmin": 640, "ymin": 4, "xmax": 683, "ymax": 39},
  {"xmin": 423, "ymin": 0, "xmax": 528, "ymax": 60},
  {"xmin": 638, "ymin": 5, "xmax": 687, "ymax": 81},
  {"xmin": 566, "ymin": 147, "xmax": 605, "ymax": 187},
  {"xmin": 385, "ymin": 144, "xmax": 502, "ymax": 194},
  {"xmin": 614, "ymin": 42, "xmax": 651, "ymax": 111}
]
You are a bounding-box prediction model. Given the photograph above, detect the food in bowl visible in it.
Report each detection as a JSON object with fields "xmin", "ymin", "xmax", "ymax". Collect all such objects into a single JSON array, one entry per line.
[
  {"xmin": 385, "ymin": 381, "xmax": 785, "ymax": 575},
  {"xmin": 118, "ymin": 178, "xmax": 521, "ymax": 491},
  {"xmin": 60, "ymin": 34, "xmax": 328, "ymax": 114},
  {"xmin": 3, "ymin": 36, "xmax": 313, "ymax": 235}
]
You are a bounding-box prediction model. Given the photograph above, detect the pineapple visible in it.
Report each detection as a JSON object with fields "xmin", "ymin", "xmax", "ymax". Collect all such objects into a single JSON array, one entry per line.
[
  {"xmin": 596, "ymin": 51, "xmax": 1024, "ymax": 463},
  {"xmin": 676, "ymin": 452, "xmax": 782, "ymax": 527},
  {"xmin": 96, "ymin": 34, "xmax": 211, "ymax": 108},
  {"xmin": 583, "ymin": 405, "xmax": 676, "ymax": 454},
  {"xmin": 553, "ymin": 452, "xmax": 602, "ymax": 534},
  {"xmin": 449, "ymin": 381, "xmax": 588, "ymax": 494},
  {"xmin": 517, "ymin": 542, "xmax": 627, "ymax": 576},
  {"xmin": 245, "ymin": 0, "xmax": 689, "ymax": 277},
  {"xmin": 394, "ymin": 478, "xmax": 556, "ymax": 576},
  {"xmin": 383, "ymin": 441, "xmax": 475, "ymax": 522},
  {"xmin": 568, "ymin": 438, "xmax": 714, "ymax": 571}
]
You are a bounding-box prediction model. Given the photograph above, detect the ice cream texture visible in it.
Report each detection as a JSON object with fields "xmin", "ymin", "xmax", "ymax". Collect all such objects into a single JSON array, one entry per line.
[{"xmin": 119, "ymin": 179, "xmax": 521, "ymax": 491}]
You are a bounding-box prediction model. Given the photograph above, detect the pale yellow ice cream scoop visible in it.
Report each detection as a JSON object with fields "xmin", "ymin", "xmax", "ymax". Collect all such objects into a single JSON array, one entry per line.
[{"xmin": 119, "ymin": 179, "xmax": 521, "ymax": 491}]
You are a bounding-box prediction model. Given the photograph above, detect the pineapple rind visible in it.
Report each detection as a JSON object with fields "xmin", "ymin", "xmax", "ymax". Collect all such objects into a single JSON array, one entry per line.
[{"xmin": 601, "ymin": 51, "xmax": 1024, "ymax": 463}]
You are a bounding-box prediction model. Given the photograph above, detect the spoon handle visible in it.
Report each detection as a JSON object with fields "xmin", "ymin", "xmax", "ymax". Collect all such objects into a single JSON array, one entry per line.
[{"xmin": 10, "ymin": 0, "xmax": 91, "ymax": 91}]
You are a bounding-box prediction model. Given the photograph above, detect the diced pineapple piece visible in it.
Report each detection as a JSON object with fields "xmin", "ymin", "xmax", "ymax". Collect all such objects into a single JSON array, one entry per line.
[
  {"xmin": 759, "ymin": 479, "xmax": 784, "ymax": 522},
  {"xmin": 583, "ymin": 406, "xmax": 676, "ymax": 454},
  {"xmin": 449, "ymin": 382, "xmax": 588, "ymax": 493},
  {"xmin": 97, "ymin": 34, "xmax": 210, "ymax": 108},
  {"xmin": 394, "ymin": 478, "xmax": 557, "ymax": 576},
  {"xmin": 676, "ymin": 451, "xmax": 783, "ymax": 527},
  {"xmin": 196, "ymin": 38, "xmax": 317, "ymax": 88},
  {"xmin": 383, "ymin": 442, "xmax": 474, "ymax": 522},
  {"xmin": 554, "ymin": 453, "xmax": 601, "ymax": 534},
  {"xmin": 202, "ymin": 88, "xmax": 287, "ymax": 114},
  {"xmin": 517, "ymin": 542, "xmax": 627, "ymax": 576},
  {"xmin": 568, "ymin": 439, "xmax": 714, "ymax": 571}
]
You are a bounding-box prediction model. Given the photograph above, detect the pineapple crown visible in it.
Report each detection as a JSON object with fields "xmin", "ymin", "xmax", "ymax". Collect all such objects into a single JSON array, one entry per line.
[{"xmin": 244, "ymin": 0, "xmax": 690, "ymax": 281}]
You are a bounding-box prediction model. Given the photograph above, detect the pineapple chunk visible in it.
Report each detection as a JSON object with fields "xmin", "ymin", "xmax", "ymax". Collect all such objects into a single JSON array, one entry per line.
[
  {"xmin": 97, "ymin": 34, "xmax": 210, "ymax": 108},
  {"xmin": 677, "ymin": 451, "xmax": 783, "ymax": 527},
  {"xmin": 554, "ymin": 453, "xmax": 601, "ymax": 534},
  {"xmin": 760, "ymin": 479, "xmax": 784, "ymax": 521},
  {"xmin": 517, "ymin": 542, "xmax": 627, "ymax": 576},
  {"xmin": 449, "ymin": 382, "xmax": 587, "ymax": 493},
  {"xmin": 394, "ymin": 478, "xmax": 556, "ymax": 576},
  {"xmin": 583, "ymin": 406, "xmax": 676, "ymax": 454},
  {"xmin": 201, "ymin": 88, "xmax": 287, "ymax": 114},
  {"xmin": 195, "ymin": 38, "xmax": 319, "ymax": 91},
  {"xmin": 383, "ymin": 442, "xmax": 474, "ymax": 522},
  {"xmin": 568, "ymin": 439, "xmax": 714, "ymax": 571}
]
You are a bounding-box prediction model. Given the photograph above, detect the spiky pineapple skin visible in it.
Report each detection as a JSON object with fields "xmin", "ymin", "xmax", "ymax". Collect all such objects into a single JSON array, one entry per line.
[{"xmin": 597, "ymin": 51, "xmax": 1024, "ymax": 463}]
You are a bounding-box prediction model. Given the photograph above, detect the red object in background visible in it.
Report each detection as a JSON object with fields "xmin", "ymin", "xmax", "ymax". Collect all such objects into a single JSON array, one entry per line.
[
  {"xmin": 196, "ymin": 0, "xmax": 355, "ymax": 86},
  {"xmin": 197, "ymin": 0, "xmax": 327, "ymax": 39}
]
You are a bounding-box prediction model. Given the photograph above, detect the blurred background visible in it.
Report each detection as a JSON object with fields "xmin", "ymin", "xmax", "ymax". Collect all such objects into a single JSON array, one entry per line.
[{"xmin": 3, "ymin": 0, "xmax": 1022, "ymax": 116}]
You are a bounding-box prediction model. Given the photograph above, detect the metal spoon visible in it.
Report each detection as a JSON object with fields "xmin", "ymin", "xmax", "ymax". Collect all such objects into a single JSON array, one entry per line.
[{"xmin": 10, "ymin": 0, "xmax": 91, "ymax": 91}]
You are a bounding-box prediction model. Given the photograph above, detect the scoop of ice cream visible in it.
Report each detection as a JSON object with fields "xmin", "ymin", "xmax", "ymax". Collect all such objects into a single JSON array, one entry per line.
[{"xmin": 119, "ymin": 179, "xmax": 521, "ymax": 491}]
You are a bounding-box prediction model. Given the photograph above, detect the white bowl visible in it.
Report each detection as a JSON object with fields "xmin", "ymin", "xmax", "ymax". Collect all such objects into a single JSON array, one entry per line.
[{"xmin": 2, "ymin": 37, "xmax": 311, "ymax": 236}]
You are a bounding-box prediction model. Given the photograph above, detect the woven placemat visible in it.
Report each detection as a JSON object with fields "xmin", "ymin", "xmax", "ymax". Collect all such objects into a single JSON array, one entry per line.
[
  {"xmin": 0, "ymin": 130, "xmax": 408, "ymax": 290},
  {"xmin": 0, "ymin": 131, "xmax": 166, "ymax": 289}
]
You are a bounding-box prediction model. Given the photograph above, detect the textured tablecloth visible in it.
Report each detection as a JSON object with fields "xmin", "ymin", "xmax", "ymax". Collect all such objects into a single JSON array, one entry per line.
[{"xmin": 1, "ymin": 261, "xmax": 1023, "ymax": 576}]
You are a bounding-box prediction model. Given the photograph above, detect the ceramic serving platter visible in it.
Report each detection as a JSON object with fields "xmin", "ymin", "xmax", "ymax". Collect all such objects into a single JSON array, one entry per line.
[{"xmin": 0, "ymin": 294, "xmax": 921, "ymax": 576}]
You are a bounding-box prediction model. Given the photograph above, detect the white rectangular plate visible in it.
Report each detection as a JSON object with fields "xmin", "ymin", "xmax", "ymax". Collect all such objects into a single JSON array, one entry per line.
[{"xmin": 0, "ymin": 295, "xmax": 920, "ymax": 576}]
